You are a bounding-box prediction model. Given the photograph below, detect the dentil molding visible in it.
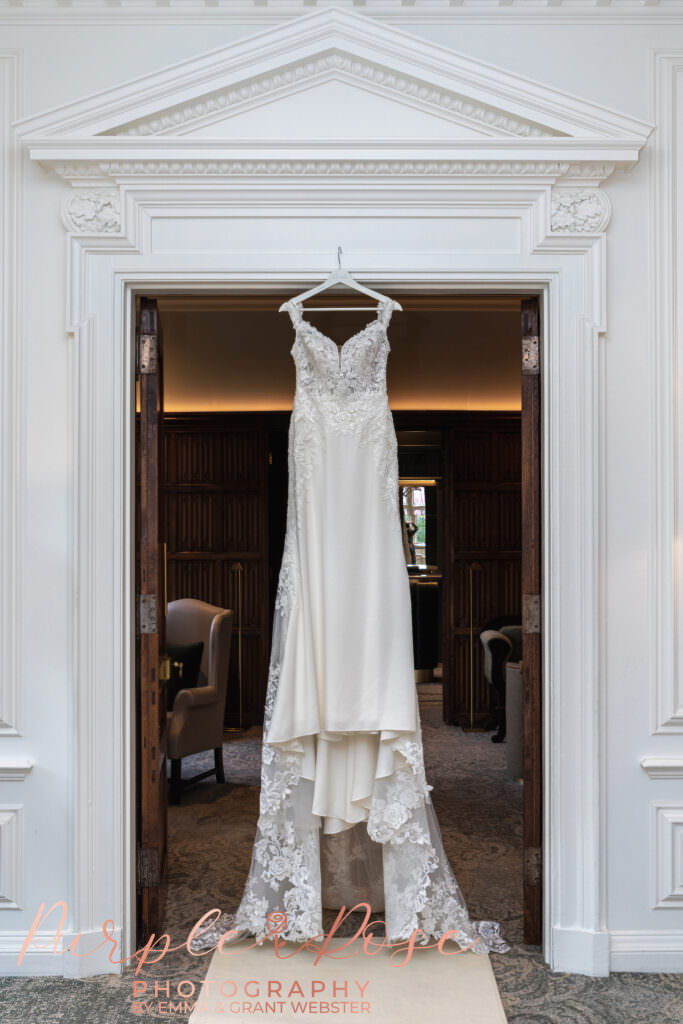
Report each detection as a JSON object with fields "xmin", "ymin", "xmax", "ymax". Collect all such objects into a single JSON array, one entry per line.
[
  {"xmin": 114, "ymin": 52, "xmax": 554, "ymax": 140},
  {"xmin": 16, "ymin": 8, "xmax": 652, "ymax": 194},
  {"xmin": 50, "ymin": 160, "xmax": 620, "ymax": 188},
  {"xmin": 62, "ymin": 190, "xmax": 121, "ymax": 234}
]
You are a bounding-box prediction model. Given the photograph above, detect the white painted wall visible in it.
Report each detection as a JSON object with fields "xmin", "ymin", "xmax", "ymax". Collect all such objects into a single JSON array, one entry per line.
[{"xmin": 1, "ymin": 3, "xmax": 682, "ymax": 977}]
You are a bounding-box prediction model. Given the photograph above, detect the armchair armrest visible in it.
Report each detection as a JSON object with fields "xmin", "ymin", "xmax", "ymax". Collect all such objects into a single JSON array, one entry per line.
[{"xmin": 173, "ymin": 685, "xmax": 218, "ymax": 712}]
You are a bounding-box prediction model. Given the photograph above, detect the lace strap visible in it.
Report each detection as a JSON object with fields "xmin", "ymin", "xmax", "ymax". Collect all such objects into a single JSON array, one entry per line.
[
  {"xmin": 378, "ymin": 299, "xmax": 395, "ymax": 328},
  {"xmin": 284, "ymin": 299, "xmax": 303, "ymax": 327}
]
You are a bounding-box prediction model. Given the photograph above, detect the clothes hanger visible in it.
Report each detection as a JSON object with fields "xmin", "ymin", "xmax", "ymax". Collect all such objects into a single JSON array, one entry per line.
[{"xmin": 279, "ymin": 248, "xmax": 402, "ymax": 313}]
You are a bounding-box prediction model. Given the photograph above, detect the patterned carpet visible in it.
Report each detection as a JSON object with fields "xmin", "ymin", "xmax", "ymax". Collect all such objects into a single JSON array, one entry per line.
[{"xmin": 0, "ymin": 697, "xmax": 681, "ymax": 1022}]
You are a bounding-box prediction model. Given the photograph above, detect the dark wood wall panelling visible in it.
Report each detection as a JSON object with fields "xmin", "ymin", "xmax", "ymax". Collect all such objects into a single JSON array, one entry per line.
[
  {"xmin": 160, "ymin": 413, "xmax": 289, "ymax": 727},
  {"xmin": 444, "ymin": 414, "xmax": 522, "ymax": 727},
  {"xmin": 155, "ymin": 411, "xmax": 521, "ymax": 730},
  {"xmin": 393, "ymin": 412, "xmax": 522, "ymax": 726}
]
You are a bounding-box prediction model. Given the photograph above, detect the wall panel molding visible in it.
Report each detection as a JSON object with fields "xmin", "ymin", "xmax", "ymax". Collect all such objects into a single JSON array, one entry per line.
[
  {"xmin": 0, "ymin": 806, "xmax": 24, "ymax": 911},
  {"xmin": 0, "ymin": 52, "xmax": 22, "ymax": 738},
  {"xmin": 651, "ymin": 53, "xmax": 683, "ymax": 733},
  {"xmin": 610, "ymin": 929, "xmax": 683, "ymax": 973},
  {"xmin": 0, "ymin": 762, "xmax": 33, "ymax": 782},
  {"xmin": 640, "ymin": 756, "xmax": 683, "ymax": 778},
  {"xmin": 650, "ymin": 801, "xmax": 683, "ymax": 908}
]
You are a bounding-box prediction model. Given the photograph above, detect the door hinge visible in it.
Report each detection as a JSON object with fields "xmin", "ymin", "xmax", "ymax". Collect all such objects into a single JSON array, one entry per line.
[
  {"xmin": 524, "ymin": 847, "xmax": 542, "ymax": 888},
  {"xmin": 159, "ymin": 655, "xmax": 171, "ymax": 681},
  {"xmin": 136, "ymin": 333, "xmax": 159, "ymax": 376},
  {"xmin": 139, "ymin": 594, "xmax": 158, "ymax": 635},
  {"xmin": 523, "ymin": 594, "xmax": 541, "ymax": 634},
  {"xmin": 522, "ymin": 335, "xmax": 540, "ymax": 374},
  {"xmin": 137, "ymin": 845, "xmax": 160, "ymax": 890}
]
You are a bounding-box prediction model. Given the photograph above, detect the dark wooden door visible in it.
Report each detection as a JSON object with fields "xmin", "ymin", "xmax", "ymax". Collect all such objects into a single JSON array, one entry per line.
[
  {"xmin": 136, "ymin": 296, "xmax": 169, "ymax": 944},
  {"xmin": 521, "ymin": 296, "xmax": 543, "ymax": 945}
]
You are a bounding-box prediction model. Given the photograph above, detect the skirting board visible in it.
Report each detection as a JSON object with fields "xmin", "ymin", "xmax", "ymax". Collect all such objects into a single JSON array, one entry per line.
[
  {"xmin": 609, "ymin": 931, "xmax": 683, "ymax": 973},
  {"xmin": 550, "ymin": 927, "xmax": 610, "ymax": 977},
  {"xmin": 0, "ymin": 927, "xmax": 123, "ymax": 977}
]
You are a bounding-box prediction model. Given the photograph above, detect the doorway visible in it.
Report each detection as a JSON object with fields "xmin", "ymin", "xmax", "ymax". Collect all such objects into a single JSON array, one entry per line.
[{"xmin": 133, "ymin": 289, "xmax": 543, "ymax": 950}]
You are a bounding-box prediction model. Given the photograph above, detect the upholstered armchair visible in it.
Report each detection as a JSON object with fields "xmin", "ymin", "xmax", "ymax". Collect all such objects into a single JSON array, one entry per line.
[
  {"xmin": 480, "ymin": 624, "xmax": 522, "ymax": 743},
  {"xmin": 166, "ymin": 598, "xmax": 234, "ymax": 804}
]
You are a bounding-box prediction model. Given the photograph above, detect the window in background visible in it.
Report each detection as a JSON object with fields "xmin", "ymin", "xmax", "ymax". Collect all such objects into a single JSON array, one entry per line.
[{"xmin": 401, "ymin": 485, "xmax": 427, "ymax": 566}]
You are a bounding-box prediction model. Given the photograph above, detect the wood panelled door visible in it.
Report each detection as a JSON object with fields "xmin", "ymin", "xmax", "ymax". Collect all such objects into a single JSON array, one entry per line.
[
  {"xmin": 135, "ymin": 296, "xmax": 169, "ymax": 945},
  {"xmin": 521, "ymin": 296, "xmax": 543, "ymax": 945}
]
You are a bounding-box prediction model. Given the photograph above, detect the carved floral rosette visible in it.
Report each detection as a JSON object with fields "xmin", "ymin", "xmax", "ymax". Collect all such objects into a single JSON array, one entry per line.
[
  {"xmin": 62, "ymin": 190, "xmax": 121, "ymax": 234},
  {"xmin": 550, "ymin": 187, "xmax": 611, "ymax": 234}
]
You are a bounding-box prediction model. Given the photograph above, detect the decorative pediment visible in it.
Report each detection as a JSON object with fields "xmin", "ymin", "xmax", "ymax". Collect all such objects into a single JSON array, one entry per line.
[
  {"xmin": 16, "ymin": 7, "xmax": 652, "ymax": 185},
  {"xmin": 107, "ymin": 51, "xmax": 557, "ymax": 143}
]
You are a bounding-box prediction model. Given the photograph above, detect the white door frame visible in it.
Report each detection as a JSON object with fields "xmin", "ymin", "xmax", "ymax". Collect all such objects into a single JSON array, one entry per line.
[{"xmin": 54, "ymin": 183, "xmax": 609, "ymax": 977}]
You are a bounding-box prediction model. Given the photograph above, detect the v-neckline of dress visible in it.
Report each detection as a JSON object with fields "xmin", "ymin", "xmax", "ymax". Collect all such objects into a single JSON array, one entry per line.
[{"xmin": 293, "ymin": 302, "xmax": 387, "ymax": 371}]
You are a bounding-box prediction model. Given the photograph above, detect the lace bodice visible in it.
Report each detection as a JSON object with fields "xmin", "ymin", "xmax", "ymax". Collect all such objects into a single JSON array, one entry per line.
[
  {"xmin": 283, "ymin": 297, "xmax": 399, "ymax": 526},
  {"xmin": 286, "ymin": 298, "xmax": 393, "ymax": 400}
]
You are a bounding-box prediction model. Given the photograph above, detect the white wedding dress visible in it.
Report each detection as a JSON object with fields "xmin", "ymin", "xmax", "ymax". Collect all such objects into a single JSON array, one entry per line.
[{"xmin": 190, "ymin": 298, "xmax": 509, "ymax": 955}]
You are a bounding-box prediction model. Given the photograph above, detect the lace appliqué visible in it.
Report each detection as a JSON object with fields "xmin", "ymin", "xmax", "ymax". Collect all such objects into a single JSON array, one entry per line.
[
  {"xmin": 190, "ymin": 543, "xmax": 323, "ymax": 949},
  {"xmin": 368, "ymin": 732, "xmax": 509, "ymax": 953}
]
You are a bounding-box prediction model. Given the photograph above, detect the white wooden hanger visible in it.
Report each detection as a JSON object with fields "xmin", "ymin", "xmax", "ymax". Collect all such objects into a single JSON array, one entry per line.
[{"xmin": 279, "ymin": 248, "xmax": 402, "ymax": 313}]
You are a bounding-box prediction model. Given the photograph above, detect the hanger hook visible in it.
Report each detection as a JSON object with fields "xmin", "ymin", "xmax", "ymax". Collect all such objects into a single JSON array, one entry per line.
[{"xmin": 337, "ymin": 245, "xmax": 343, "ymax": 270}]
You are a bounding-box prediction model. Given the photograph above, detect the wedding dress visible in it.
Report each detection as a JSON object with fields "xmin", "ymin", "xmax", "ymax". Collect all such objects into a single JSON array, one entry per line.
[{"xmin": 190, "ymin": 298, "xmax": 509, "ymax": 955}]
